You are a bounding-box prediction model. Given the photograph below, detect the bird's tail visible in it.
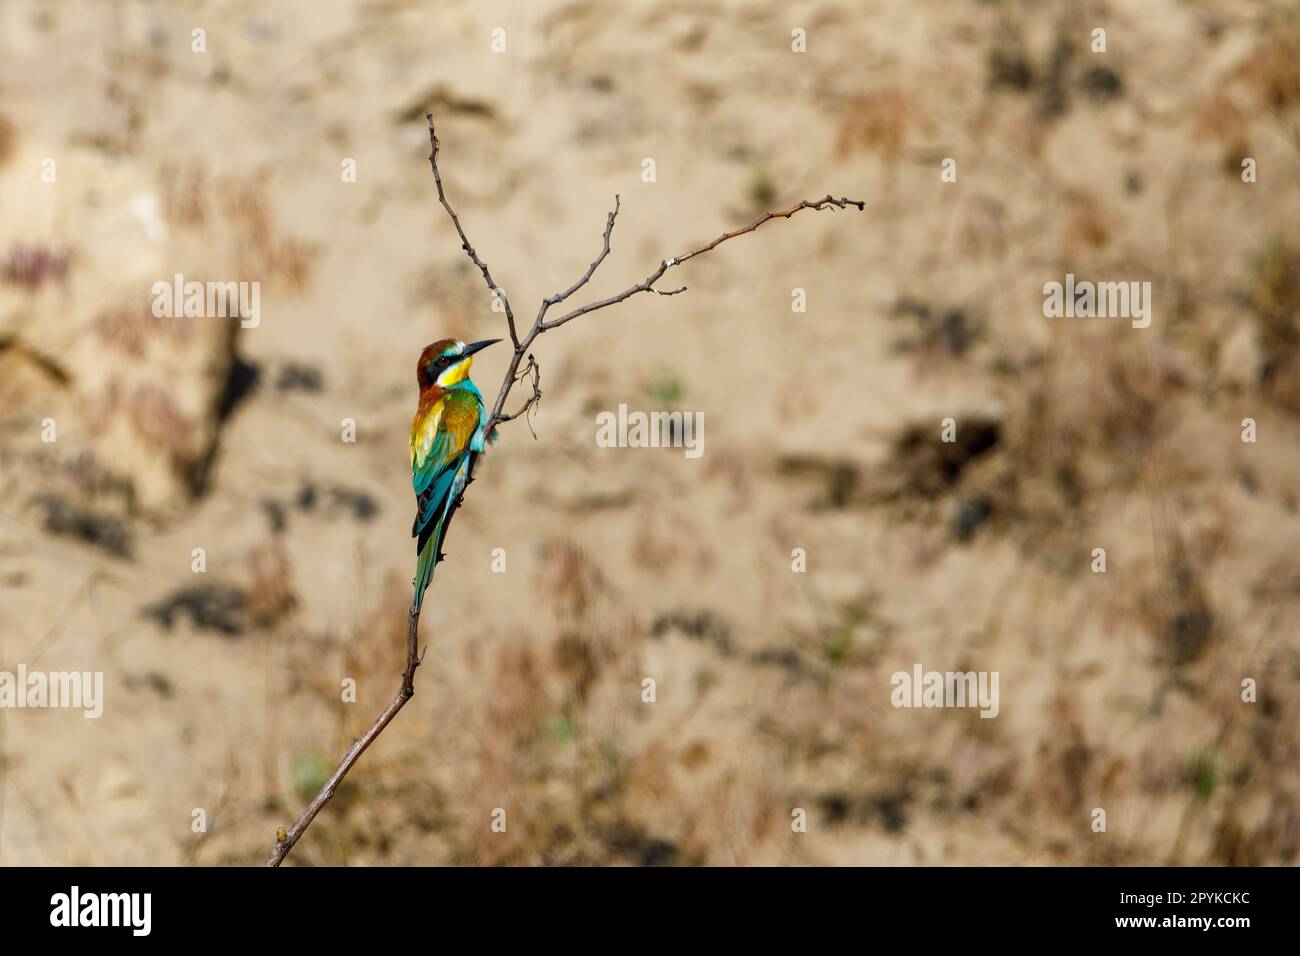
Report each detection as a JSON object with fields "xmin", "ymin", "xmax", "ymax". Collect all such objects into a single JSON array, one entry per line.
[
  {"xmin": 412, "ymin": 528, "xmax": 439, "ymax": 613},
  {"xmin": 411, "ymin": 455, "xmax": 473, "ymax": 613}
]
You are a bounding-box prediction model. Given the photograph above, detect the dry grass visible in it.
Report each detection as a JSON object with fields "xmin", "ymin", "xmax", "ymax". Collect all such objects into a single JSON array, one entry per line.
[
  {"xmin": 835, "ymin": 87, "xmax": 920, "ymax": 161},
  {"xmin": 1248, "ymin": 237, "xmax": 1300, "ymax": 412}
]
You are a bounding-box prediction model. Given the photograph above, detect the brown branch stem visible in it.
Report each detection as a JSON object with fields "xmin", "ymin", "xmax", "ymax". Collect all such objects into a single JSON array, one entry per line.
[{"xmin": 265, "ymin": 607, "xmax": 421, "ymax": 866}]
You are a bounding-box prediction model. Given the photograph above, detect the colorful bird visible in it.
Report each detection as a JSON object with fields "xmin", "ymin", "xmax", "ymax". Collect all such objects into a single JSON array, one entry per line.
[{"xmin": 409, "ymin": 338, "xmax": 499, "ymax": 610}]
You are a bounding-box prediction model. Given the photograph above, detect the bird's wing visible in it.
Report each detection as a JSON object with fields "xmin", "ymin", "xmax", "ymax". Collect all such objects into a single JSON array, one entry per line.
[
  {"xmin": 411, "ymin": 389, "xmax": 481, "ymax": 544},
  {"xmin": 410, "ymin": 396, "xmax": 443, "ymax": 495}
]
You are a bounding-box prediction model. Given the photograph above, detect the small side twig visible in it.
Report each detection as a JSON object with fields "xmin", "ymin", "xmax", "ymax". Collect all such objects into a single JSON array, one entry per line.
[
  {"xmin": 535, "ymin": 196, "xmax": 620, "ymax": 319},
  {"xmin": 495, "ymin": 353, "xmax": 542, "ymax": 438},
  {"xmin": 265, "ymin": 114, "xmax": 865, "ymax": 867}
]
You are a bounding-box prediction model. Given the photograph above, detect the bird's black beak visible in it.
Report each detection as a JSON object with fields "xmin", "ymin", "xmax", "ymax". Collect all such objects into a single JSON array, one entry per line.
[{"xmin": 463, "ymin": 338, "xmax": 501, "ymax": 357}]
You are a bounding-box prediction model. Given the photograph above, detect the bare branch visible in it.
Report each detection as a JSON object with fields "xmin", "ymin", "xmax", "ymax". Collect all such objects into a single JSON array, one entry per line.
[
  {"xmin": 265, "ymin": 118, "xmax": 864, "ymax": 867},
  {"xmin": 541, "ymin": 193, "xmax": 864, "ymax": 331},
  {"xmin": 675, "ymin": 194, "xmax": 863, "ymax": 265},
  {"xmin": 426, "ymin": 112, "xmax": 520, "ymax": 348}
]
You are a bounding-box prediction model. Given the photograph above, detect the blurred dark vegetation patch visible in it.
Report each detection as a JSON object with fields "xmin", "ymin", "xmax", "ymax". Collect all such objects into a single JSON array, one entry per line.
[
  {"xmin": 296, "ymin": 481, "xmax": 378, "ymax": 520},
  {"xmin": 982, "ymin": 342, "xmax": 1176, "ymax": 540},
  {"xmin": 146, "ymin": 583, "xmax": 248, "ymax": 636},
  {"xmin": 650, "ymin": 609, "xmax": 734, "ymax": 656},
  {"xmin": 748, "ymin": 168, "xmax": 777, "ymax": 210},
  {"xmin": 274, "ymin": 360, "xmax": 324, "ymax": 393},
  {"xmin": 553, "ymin": 631, "xmax": 604, "ymax": 705},
  {"xmin": 392, "ymin": 84, "xmax": 498, "ymax": 125},
  {"xmin": 891, "ymin": 297, "xmax": 984, "ymax": 357},
  {"xmin": 1189, "ymin": 748, "xmax": 1220, "ymax": 800},
  {"xmin": 2, "ymin": 242, "xmax": 70, "ymax": 292},
  {"xmin": 598, "ymin": 820, "xmax": 683, "ymax": 866},
  {"xmin": 1155, "ymin": 557, "xmax": 1217, "ymax": 667},
  {"xmin": 1248, "ymin": 237, "xmax": 1300, "ymax": 413},
  {"xmin": 811, "ymin": 590, "xmax": 891, "ymax": 670},
  {"xmin": 1039, "ymin": 30, "xmax": 1074, "ymax": 119},
  {"xmin": 261, "ymin": 499, "xmax": 288, "ymax": 534},
  {"xmin": 952, "ymin": 493, "xmax": 994, "ymax": 541},
  {"xmin": 260, "ymin": 481, "xmax": 380, "ymax": 535},
  {"xmin": 1239, "ymin": 27, "xmax": 1300, "ymax": 113},
  {"xmin": 246, "ymin": 541, "xmax": 299, "ymax": 627},
  {"xmin": 0, "ymin": 111, "xmax": 14, "ymax": 166},
  {"xmin": 987, "ymin": 44, "xmax": 1035, "ymax": 92},
  {"xmin": 893, "ymin": 416, "xmax": 1002, "ymax": 497},
  {"xmin": 643, "ymin": 364, "xmax": 686, "ymax": 405},
  {"xmin": 775, "ymin": 454, "xmax": 860, "ymax": 510},
  {"xmin": 29, "ymin": 493, "xmax": 132, "ymax": 558},
  {"xmin": 748, "ymin": 644, "xmax": 814, "ymax": 678},
  {"xmin": 986, "ymin": 18, "xmax": 1125, "ymax": 118},
  {"xmin": 819, "ymin": 787, "xmax": 914, "ymax": 833},
  {"xmin": 1079, "ymin": 65, "xmax": 1124, "ymax": 103},
  {"xmin": 1194, "ymin": 91, "xmax": 1254, "ymax": 177},
  {"xmin": 123, "ymin": 671, "xmax": 175, "ymax": 698},
  {"xmin": 14, "ymin": 450, "xmax": 138, "ymax": 509},
  {"xmin": 328, "ymin": 486, "xmax": 378, "ymax": 521},
  {"xmin": 0, "ymin": 334, "xmax": 71, "ymax": 385},
  {"xmin": 536, "ymin": 540, "xmax": 608, "ymax": 621},
  {"xmin": 815, "ymin": 767, "xmax": 962, "ymax": 835},
  {"xmin": 1164, "ymin": 594, "xmax": 1216, "ymax": 666},
  {"xmin": 293, "ymin": 752, "xmax": 331, "ymax": 801}
]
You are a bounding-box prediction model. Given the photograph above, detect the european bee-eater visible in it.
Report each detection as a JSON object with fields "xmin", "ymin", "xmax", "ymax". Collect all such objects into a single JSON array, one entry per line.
[{"xmin": 410, "ymin": 337, "xmax": 499, "ymax": 610}]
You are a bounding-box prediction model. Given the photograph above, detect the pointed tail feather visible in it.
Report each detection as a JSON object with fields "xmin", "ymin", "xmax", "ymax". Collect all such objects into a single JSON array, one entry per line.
[
  {"xmin": 411, "ymin": 454, "xmax": 472, "ymax": 612},
  {"xmin": 412, "ymin": 500, "xmax": 453, "ymax": 612},
  {"xmin": 412, "ymin": 531, "xmax": 438, "ymax": 612}
]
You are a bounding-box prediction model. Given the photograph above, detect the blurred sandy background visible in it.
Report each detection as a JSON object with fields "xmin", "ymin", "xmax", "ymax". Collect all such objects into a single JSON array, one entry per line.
[{"xmin": 1, "ymin": 0, "xmax": 1298, "ymax": 865}]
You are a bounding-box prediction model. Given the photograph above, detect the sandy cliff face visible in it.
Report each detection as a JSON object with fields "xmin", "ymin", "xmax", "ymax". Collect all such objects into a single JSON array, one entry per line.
[{"xmin": 0, "ymin": 0, "xmax": 1297, "ymax": 865}]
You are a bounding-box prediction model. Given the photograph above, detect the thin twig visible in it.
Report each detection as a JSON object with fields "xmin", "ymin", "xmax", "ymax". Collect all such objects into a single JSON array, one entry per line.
[
  {"xmin": 541, "ymin": 194, "xmax": 863, "ymax": 332},
  {"xmin": 426, "ymin": 113, "xmax": 520, "ymax": 348},
  {"xmin": 495, "ymin": 353, "xmax": 542, "ymax": 438},
  {"xmin": 535, "ymin": 196, "xmax": 621, "ymax": 324},
  {"xmin": 265, "ymin": 115, "xmax": 865, "ymax": 867}
]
